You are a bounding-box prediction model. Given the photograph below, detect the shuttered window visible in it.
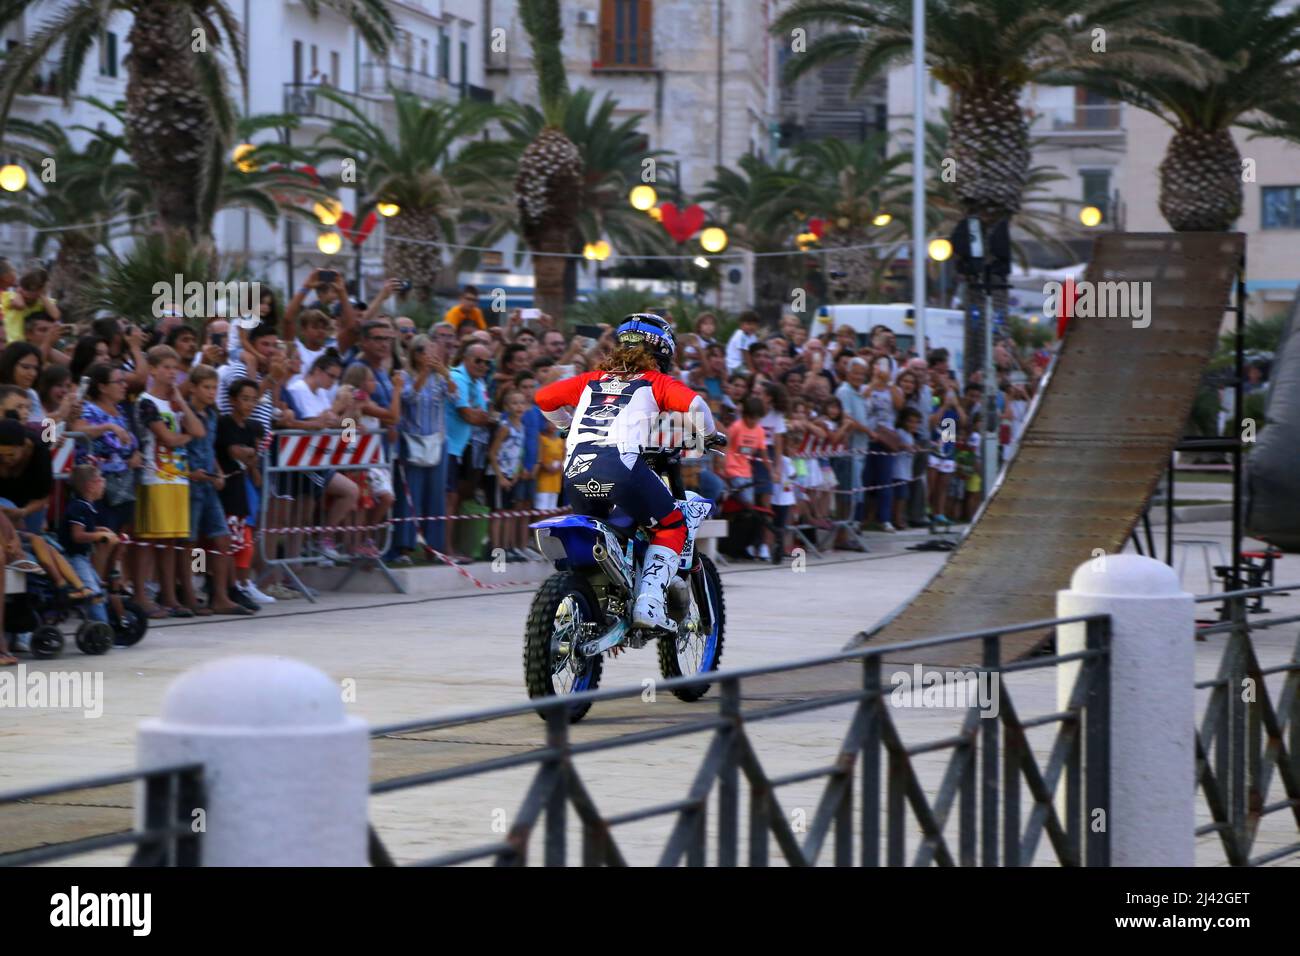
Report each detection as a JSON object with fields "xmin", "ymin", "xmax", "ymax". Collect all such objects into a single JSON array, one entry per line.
[{"xmin": 599, "ymin": 0, "xmax": 653, "ymax": 68}]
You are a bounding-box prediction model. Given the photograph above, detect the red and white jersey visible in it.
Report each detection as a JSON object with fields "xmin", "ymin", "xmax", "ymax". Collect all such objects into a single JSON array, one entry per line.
[{"xmin": 536, "ymin": 369, "xmax": 699, "ymax": 463}]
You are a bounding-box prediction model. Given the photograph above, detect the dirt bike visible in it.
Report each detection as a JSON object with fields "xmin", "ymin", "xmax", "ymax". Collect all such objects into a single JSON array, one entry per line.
[{"xmin": 524, "ymin": 435, "xmax": 727, "ymax": 722}]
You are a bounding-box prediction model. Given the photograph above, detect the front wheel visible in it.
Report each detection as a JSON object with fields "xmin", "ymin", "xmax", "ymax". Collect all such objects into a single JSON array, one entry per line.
[
  {"xmin": 657, "ymin": 553, "xmax": 725, "ymax": 702},
  {"xmin": 524, "ymin": 572, "xmax": 604, "ymax": 723}
]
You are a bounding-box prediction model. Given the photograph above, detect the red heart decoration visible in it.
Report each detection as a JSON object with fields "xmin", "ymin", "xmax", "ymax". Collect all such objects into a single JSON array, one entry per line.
[
  {"xmin": 808, "ymin": 217, "xmax": 827, "ymax": 239},
  {"xmin": 338, "ymin": 211, "xmax": 377, "ymax": 246},
  {"xmin": 659, "ymin": 202, "xmax": 706, "ymax": 244}
]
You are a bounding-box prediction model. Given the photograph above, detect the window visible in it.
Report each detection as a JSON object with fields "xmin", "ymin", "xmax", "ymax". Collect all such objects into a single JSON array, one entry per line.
[
  {"xmin": 330, "ymin": 51, "xmax": 340, "ymax": 86},
  {"xmin": 293, "ymin": 41, "xmax": 303, "ymax": 85},
  {"xmin": 1261, "ymin": 186, "xmax": 1300, "ymax": 229},
  {"xmin": 310, "ymin": 44, "xmax": 318, "ymax": 75},
  {"xmin": 1074, "ymin": 87, "xmax": 1119, "ymax": 130},
  {"xmin": 420, "ymin": 38, "xmax": 430, "ymax": 75},
  {"xmin": 1081, "ymin": 169, "xmax": 1111, "ymax": 221},
  {"xmin": 459, "ymin": 40, "xmax": 468, "ymax": 89},
  {"xmin": 439, "ymin": 28, "xmax": 451, "ymax": 80},
  {"xmin": 599, "ymin": 0, "xmax": 653, "ymax": 68},
  {"xmin": 98, "ymin": 31, "xmax": 118, "ymax": 78}
]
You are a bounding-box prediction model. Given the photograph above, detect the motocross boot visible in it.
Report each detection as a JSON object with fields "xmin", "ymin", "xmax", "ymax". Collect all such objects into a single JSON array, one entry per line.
[{"xmin": 632, "ymin": 544, "xmax": 680, "ymax": 632}]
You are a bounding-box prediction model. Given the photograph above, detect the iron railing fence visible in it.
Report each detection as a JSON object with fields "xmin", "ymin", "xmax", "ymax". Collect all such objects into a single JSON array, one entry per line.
[
  {"xmin": 1194, "ymin": 583, "xmax": 1300, "ymax": 866},
  {"xmin": 0, "ymin": 763, "xmax": 203, "ymax": 867},
  {"xmin": 366, "ymin": 614, "xmax": 1113, "ymax": 867}
]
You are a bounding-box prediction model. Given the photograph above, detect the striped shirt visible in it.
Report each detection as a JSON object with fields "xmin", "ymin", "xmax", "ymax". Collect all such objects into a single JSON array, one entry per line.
[
  {"xmin": 400, "ymin": 372, "xmax": 449, "ymax": 437},
  {"xmin": 217, "ymin": 359, "xmax": 276, "ymax": 432}
]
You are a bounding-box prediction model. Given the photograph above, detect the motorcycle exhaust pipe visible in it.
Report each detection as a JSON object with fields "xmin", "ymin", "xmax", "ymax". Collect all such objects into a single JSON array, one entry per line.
[{"xmin": 590, "ymin": 541, "xmax": 632, "ymax": 594}]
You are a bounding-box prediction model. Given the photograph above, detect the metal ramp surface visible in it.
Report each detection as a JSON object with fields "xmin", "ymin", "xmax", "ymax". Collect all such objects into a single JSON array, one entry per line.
[{"xmin": 859, "ymin": 232, "xmax": 1245, "ymax": 666}]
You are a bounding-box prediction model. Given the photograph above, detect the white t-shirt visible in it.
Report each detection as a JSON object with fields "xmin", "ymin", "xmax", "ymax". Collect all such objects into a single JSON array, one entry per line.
[
  {"xmin": 758, "ymin": 410, "xmax": 787, "ymax": 449},
  {"xmin": 725, "ymin": 328, "xmax": 757, "ymax": 373},
  {"xmin": 287, "ymin": 379, "xmax": 332, "ymax": 419},
  {"xmin": 772, "ymin": 457, "xmax": 797, "ymax": 507},
  {"xmin": 294, "ymin": 340, "xmax": 329, "ymax": 387}
]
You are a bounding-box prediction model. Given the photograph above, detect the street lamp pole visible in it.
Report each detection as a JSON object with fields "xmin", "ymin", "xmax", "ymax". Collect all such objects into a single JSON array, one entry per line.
[{"xmin": 911, "ymin": 0, "xmax": 927, "ymax": 359}]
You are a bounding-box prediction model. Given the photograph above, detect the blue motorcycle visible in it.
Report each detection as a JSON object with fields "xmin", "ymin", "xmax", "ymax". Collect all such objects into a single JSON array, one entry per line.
[{"xmin": 526, "ymin": 439, "xmax": 726, "ymax": 722}]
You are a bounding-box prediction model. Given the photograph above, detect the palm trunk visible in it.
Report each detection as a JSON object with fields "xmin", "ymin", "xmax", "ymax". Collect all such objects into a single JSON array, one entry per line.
[
  {"xmin": 532, "ymin": 226, "xmax": 569, "ymax": 319},
  {"xmin": 949, "ymin": 82, "xmax": 1028, "ymax": 383},
  {"xmin": 825, "ymin": 228, "xmax": 880, "ymax": 302},
  {"xmin": 1159, "ymin": 128, "xmax": 1242, "ymax": 232},
  {"xmin": 123, "ymin": 5, "xmax": 217, "ymax": 239},
  {"xmin": 517, "ymin": 127, "xmax": 583, "ymax": 322},
  {"xmin": 49, "ymin": 233, "xmax": 100, "ymax": 325},
  {"xmin": 383, "ymin": 209, "xmax": 441, "ymax": 303}
]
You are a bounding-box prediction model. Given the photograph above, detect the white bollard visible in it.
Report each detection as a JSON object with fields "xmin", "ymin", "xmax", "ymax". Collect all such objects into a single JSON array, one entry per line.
[
  {"xmin": 1057, "ymin": 554, "xmax": 1195, "ymax": 866},
  {"xmin": 138, "ymin": 656, "xmax": 369, "ymax": 866}
]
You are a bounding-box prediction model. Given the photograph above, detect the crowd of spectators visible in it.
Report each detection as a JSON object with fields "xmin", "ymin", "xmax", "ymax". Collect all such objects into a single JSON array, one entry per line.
[{"xmin": 0, "ymin": 253, "xmax": 1053, "ymax": 664}]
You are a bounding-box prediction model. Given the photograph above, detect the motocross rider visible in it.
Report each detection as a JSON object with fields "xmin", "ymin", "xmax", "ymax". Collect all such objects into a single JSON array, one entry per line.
[{"xmin": 534, "ymin": 314, "xmax": 722, "ymax": 632}]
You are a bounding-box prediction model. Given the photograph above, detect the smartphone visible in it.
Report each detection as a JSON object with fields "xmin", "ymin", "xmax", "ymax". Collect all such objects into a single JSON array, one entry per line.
[
  {"xmin": 521, "ymin": 308, "xmax": 542, "ymax": 321},
  {"xmin": 318, "ymin": 269, "xmax": 338, "ymax": 284},
  {"xmin": 574, "ymin": 324, "xmax": 604, "ymax": 340},
  {"xmin": 209, "ymin": 331, "xmax": 227, "ymax": 347},
  {"xmin": 397, "ymin": 279, "xmax": 413, "ymax": 295},
  {"xmin": 76, "ymin": 376, "xmax": 90, "ymax": 402},
  {"xmin": 555, "ymin": 364, "xmax": 576, "ymax": 379}
]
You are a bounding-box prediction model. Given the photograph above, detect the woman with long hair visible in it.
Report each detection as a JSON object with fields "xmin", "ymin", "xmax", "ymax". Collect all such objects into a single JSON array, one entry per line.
[
  {"xmin": 533, "ymin": 314, "xmax": 722, "ymax": 631},
  {"xmin": 389, "ymin": 334, "xmax": 453, "ymax": 564},
  {"xmin": 73, "ymin": 362, "xmax": 141, "ymax": 599},
  {"xmin": 0, "ymin": 342, "xmax": 42, "ymax": 424},
  {"xmin": 70, "ymin": 336, "xmax": 110, "ymax": 383}
]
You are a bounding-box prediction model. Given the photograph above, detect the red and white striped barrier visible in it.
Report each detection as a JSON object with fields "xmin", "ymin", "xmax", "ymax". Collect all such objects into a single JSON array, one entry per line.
[
  {"xmin": 277, "ymin": 431, "xmax": 384, "ymax": 469},
  {"xmin": 51, "ymin": 437, "xmax": 77, "ymax": 475}
]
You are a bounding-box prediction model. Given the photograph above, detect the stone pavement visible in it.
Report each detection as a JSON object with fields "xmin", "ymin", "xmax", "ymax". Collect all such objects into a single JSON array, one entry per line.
[{"xmin": 1, "ymin": 520, "xmax": 1296, "ymax": 866}]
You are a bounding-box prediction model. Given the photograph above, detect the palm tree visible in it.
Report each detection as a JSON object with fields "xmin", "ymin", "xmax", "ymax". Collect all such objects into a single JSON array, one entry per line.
[
  {"xmin": 771, "ymin": 0, "xmax": 1208, "ymax": 227},
  {"xmin": 77, "ymin": 99, "xmax": 335, "ymax": 235},
  {"xmin": 460, "ymin": 88, "xmax": 673, "ymax": 299},
  {"xmin": 314, "ymin": 88, "xmax": 503, "ymax": 302},
  {"xmin": 790, "ymin": 134, "xmax": 911, "ymax": 301},
  {"xmin": 1053, "ymin": 0, "xmax": 1300, "ymax": 231},
  {"xmin": 515, "ymin": 0, "xmax": 584, "ymax": 318},
  {"xmin": 0, "ymin": 117, "xmax": 137, "ymax": 321},
  {"xmin": 904, "ymin": 114, "xmax": 1077, "ymax": 267},
  {"xmin": 0, "ymin": 0, "xmax": 394, "ymax": 239},
  {"xmin": 699, "ymin": 152, "xmax": 809, "ymax": 321},
  {"xmin": 89, "ymin": 230, "xmax": 250, "ymax": 323}
]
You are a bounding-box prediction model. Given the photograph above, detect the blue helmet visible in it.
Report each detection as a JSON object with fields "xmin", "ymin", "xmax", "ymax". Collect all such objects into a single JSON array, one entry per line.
[{"xmin": 615, "ymin": 313, "xmax": 675, "ymax": 372}]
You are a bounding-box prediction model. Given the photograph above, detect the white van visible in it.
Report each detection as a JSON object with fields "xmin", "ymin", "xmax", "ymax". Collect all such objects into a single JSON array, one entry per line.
[{"xmin": 815, "ymin": 304, "xmax": 967, "ymax": 375}]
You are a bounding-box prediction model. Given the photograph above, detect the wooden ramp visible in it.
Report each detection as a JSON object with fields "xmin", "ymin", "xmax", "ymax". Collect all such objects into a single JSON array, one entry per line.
[{"xmin": 858, "ymin": 232, "xmax": 1244, "ymax": 666}]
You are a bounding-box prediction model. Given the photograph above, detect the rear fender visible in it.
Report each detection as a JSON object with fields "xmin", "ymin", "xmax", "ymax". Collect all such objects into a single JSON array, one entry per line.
[{"xmin": 531, "ymin": 515, "xmax": 622, "ymax": 571}]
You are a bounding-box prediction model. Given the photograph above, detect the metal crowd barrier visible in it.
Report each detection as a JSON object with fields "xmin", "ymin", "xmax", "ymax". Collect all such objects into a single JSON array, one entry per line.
[{"xmin": 257, "ymin": 427, "xmax": 402, "ymax": 602}]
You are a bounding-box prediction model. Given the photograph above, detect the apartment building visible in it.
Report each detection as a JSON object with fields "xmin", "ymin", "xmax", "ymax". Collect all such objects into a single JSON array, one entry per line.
[
  {"xmin": 1119, "ymin": 106, "xmax": 1300, "ymax": 321},
  {"xmin": 1, "ymin": 0, "xmax": 489, "ymax": 297},
  {"xmin": 480, "ymin": 0, "xmax": 781, "ymax": 310}
]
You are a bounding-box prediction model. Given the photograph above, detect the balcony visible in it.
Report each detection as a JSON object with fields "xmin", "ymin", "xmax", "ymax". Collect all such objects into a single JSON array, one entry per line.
[
  {"xmin": 282, "ymin": 82, "xmax": 384, "ymax": 126},
  {"xmin": 1027, "ymin": 102, "xmax": 1123, "ymax": 138},
  {"xmin": 0, "ymin": 51, "xmax": 63, "ymax": 99},
  {"xmin": 359, "ymin": 61, "xmax": 455, "ymax": 101}
]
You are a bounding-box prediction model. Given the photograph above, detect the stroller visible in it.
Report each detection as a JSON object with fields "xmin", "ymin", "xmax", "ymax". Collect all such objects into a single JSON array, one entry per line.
[{"xmin": 6, "ymin": 563, "xmax": 149, "ymax": 659}]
